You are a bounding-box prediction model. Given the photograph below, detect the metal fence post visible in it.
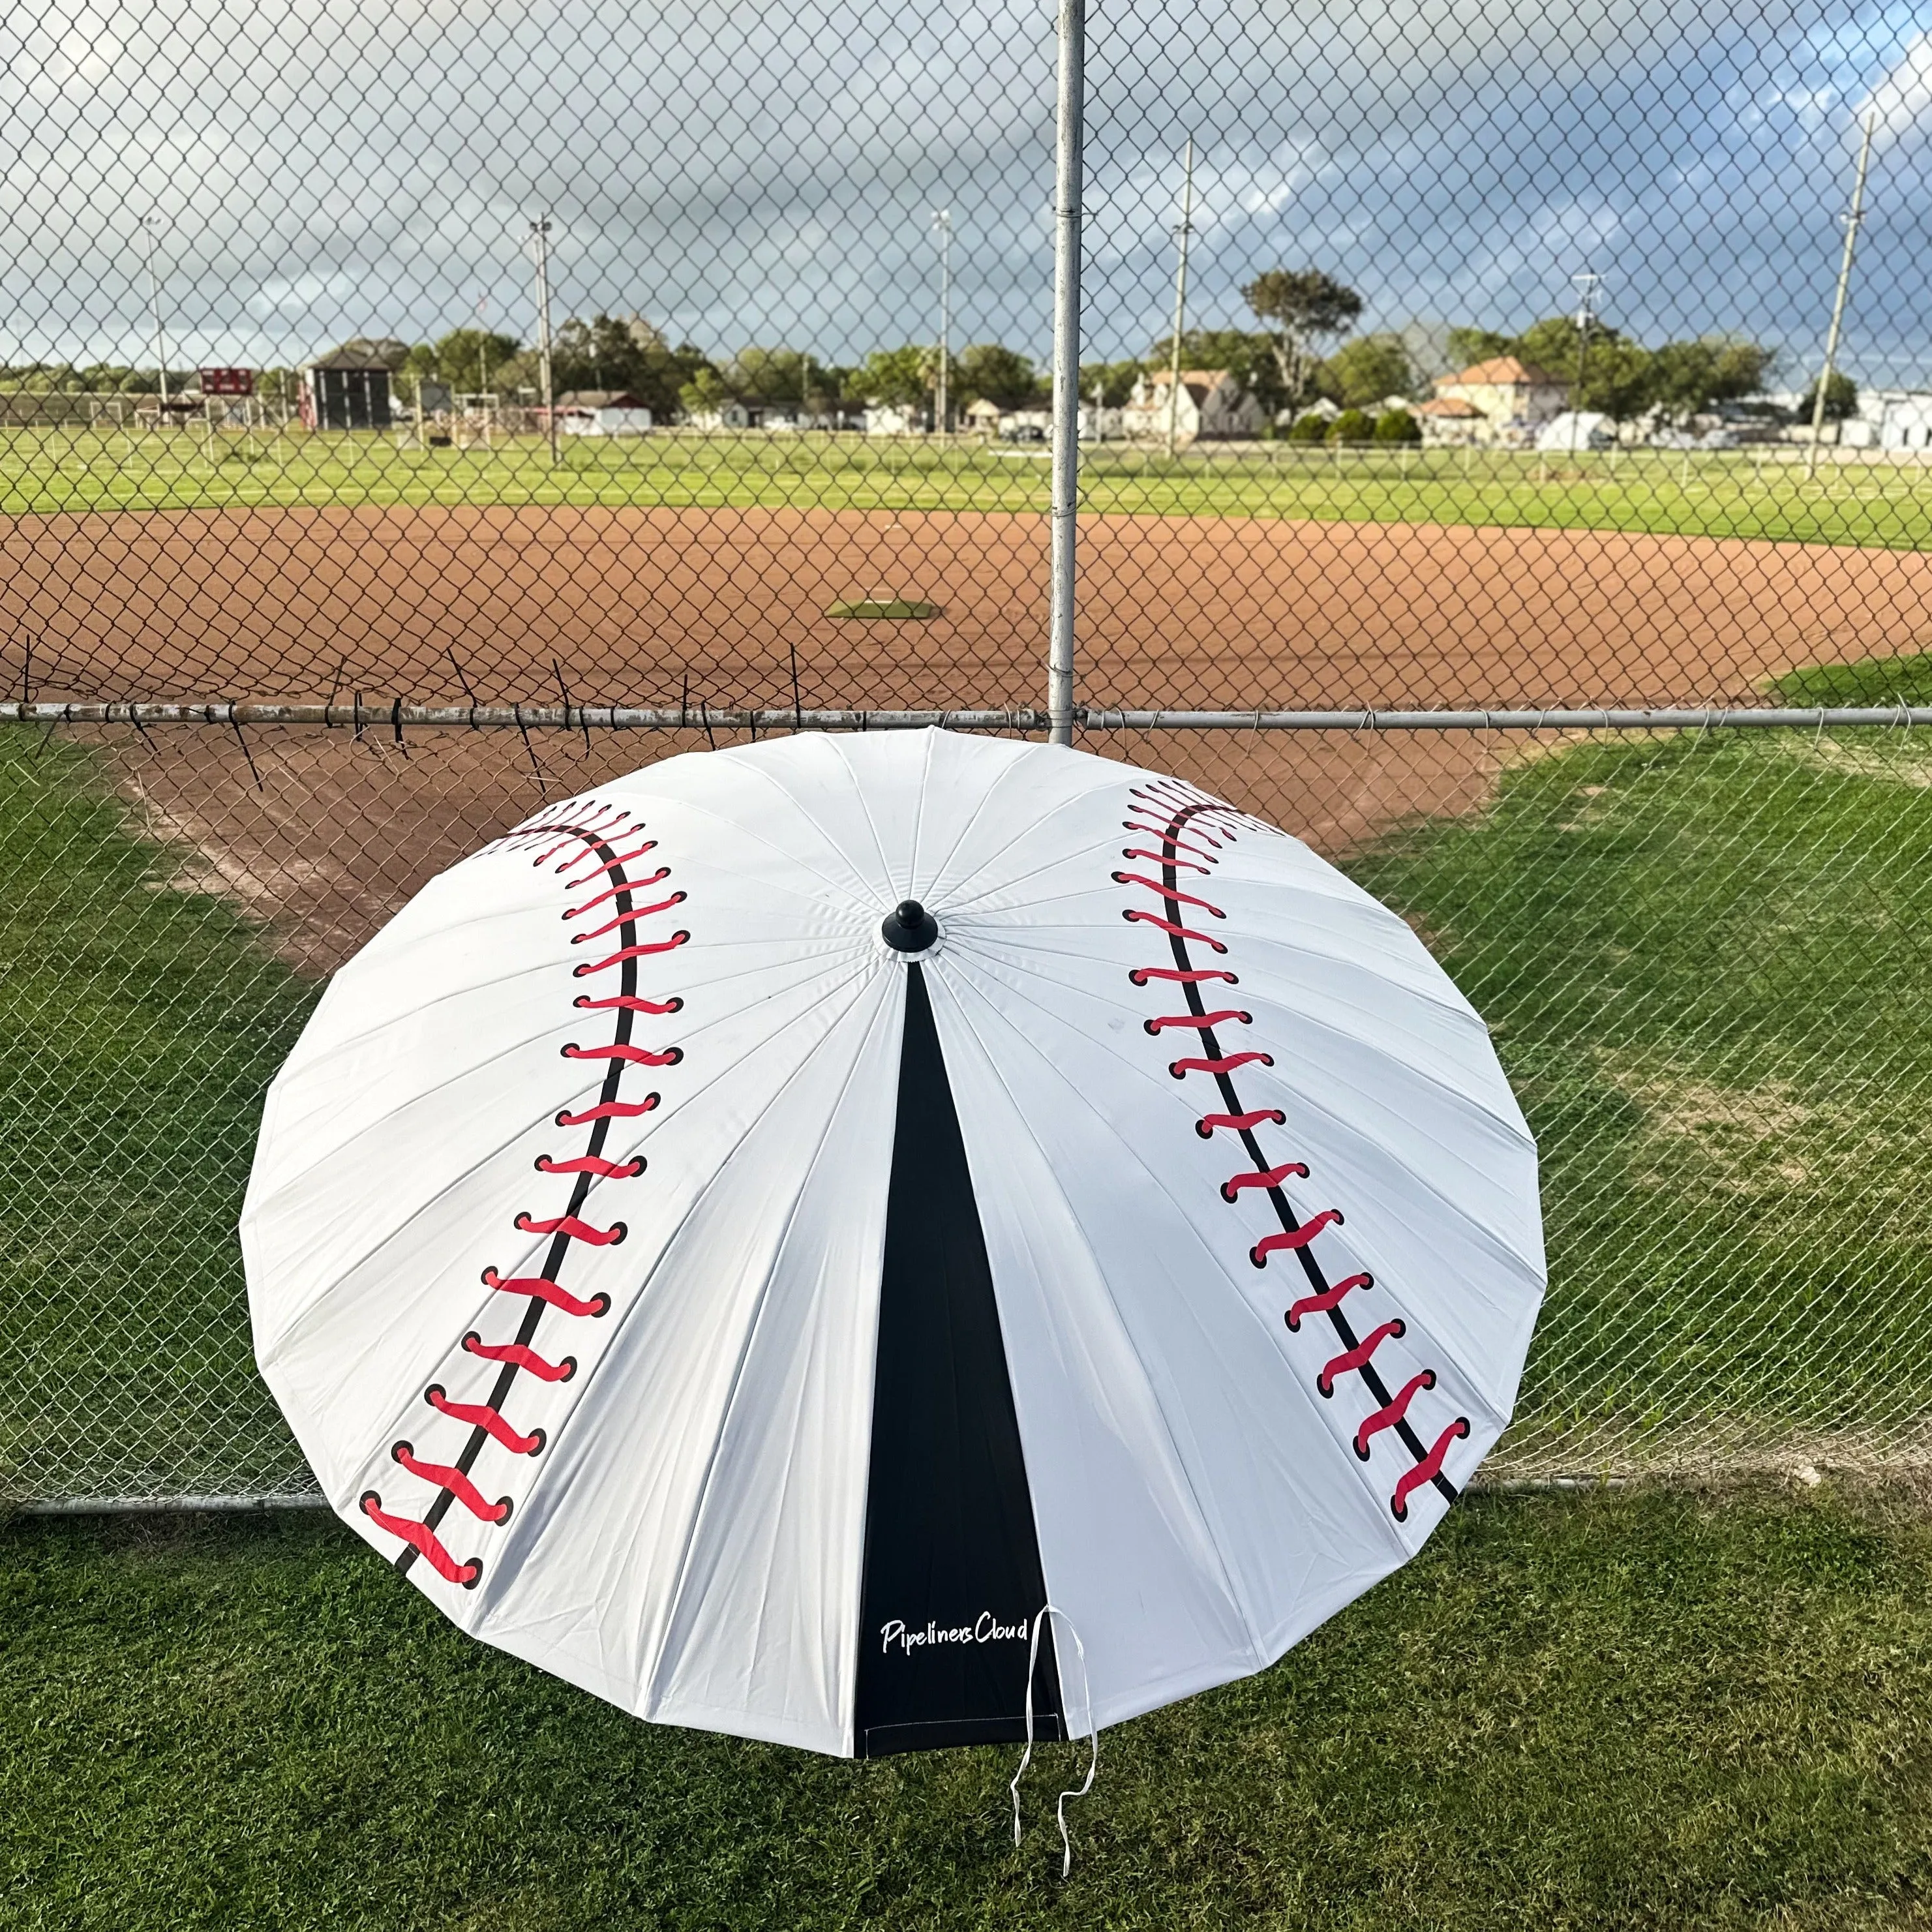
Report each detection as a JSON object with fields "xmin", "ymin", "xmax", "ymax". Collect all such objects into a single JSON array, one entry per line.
[{"xmin": 1046, "ymin": 0, "xmax": 1084, "ymax": 747}]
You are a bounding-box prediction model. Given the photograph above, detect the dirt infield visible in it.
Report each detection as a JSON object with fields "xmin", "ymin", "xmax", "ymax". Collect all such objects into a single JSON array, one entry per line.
[{"xmin": 8, "ymin": 503, "xmax": 1929, "ymax": 969}]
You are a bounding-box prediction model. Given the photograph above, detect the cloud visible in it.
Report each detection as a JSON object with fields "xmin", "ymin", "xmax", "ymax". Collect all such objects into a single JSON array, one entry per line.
[{"xmin": 0, "ymin": 0, "xmax": 1927, "ymax": 384}]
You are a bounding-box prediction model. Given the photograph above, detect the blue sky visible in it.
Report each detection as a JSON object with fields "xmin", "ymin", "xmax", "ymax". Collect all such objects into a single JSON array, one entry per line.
[{"xmin": 1, "ymin": 0, "xmax": 1928, "ymax": 385}]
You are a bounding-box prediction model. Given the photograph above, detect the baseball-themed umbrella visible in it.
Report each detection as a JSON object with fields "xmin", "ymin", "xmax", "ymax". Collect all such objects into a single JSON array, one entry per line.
[{"xmin": 244, "ymin": 729, "xmax": 1542, "ymax": 1766}]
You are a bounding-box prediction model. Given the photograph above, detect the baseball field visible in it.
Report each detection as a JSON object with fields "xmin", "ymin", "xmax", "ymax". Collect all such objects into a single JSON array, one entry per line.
[{"xmin": 5, "ymin": 471, "xmax": 1932, "ymax": 1924}]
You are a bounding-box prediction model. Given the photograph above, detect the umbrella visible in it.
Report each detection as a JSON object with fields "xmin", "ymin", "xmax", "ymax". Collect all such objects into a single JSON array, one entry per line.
[{"xmin": 244, "ymin": 728, "xmax": 1542, "ymax": 1768}]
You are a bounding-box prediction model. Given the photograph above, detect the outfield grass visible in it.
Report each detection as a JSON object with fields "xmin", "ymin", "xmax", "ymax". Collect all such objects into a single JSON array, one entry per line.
[
  {"xmin": 1352, "ymin": 716, "xmax": 1932, "ymax": 1466},
  {"xmin": 4, "ymin": 1481, "xmax": 1930, "ymax": 1929},
  {"xmin": 8, "ymin": 425, "xmax": 1932, "ymax": 548}
]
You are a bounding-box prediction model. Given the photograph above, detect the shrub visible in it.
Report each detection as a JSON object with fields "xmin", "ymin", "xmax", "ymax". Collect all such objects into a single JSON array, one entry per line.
[
  {"xmin": 1373, "ymin": 407, "xmax": 1422, "ymax": 445},
  {"xmin": 1327, "ymin": 408, "xmax": 1376, "ymax": 445},
  {"xmin": 1285, "ymin": 412, "xmax": 1329, "ymax": 444}
]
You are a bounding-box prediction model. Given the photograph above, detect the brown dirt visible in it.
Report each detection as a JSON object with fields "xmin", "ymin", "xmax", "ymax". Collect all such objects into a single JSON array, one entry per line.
[{"xmin": 10, "ymin": 503, "xmax": 1929, "ymax": 971}]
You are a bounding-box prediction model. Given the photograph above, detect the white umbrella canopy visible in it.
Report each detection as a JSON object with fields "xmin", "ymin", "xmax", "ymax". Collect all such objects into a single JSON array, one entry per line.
[{"xmin": 243, "ymin": 729, "xmax": 1543, "ymax": 1760}]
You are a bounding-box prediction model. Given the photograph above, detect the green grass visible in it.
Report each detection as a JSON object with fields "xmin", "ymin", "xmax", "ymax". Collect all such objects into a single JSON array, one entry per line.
[
  {"xmin": 10, "ymin": 427, "xmax": 1932, "ymax": 548},
  {"xmin": 1770, "ymin": 652, "xmax": 1932, "ymax": 707},
  {"xmin": 1347, "ymin": 724, "xmax": 1932, "ymax": 1465},
  {"xmin": 0, "ymin": 729, "xmax": 316, "ymax": 1500},
  {"xmin": 5, "ymin": 1481, "xmax": 1931, "ymax": 1929}
]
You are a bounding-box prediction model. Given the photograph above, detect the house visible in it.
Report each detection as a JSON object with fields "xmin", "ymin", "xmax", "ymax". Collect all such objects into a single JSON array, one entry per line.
[
  {"xmin": 1413, "ymin": 396, "xmax": 1485, "ymax": 447},
  {"xmin": 863, "ymin": 403, "xmax": 930, "ymax": 436},
  {"xmin": 1428, "ymin": 357, "xmax": 1569, "ymax": 446},
  {"xmin": 1842, "ymin": 389, "xmax": 1932, "ymax": 451},
  {"xmin": 1122, "ymin": 369, "xmax": 1263, "ymax": 442},
  {"xmin": 301, "ymin": 338, "xmax": 409, "ymax": 430},
  {"xmin": 549, "ymin": 390, "xmax": 654, "ymax": 436},
  {"xmin": 963, "ymin": 397, "xmax": 1004, "ymax": 436}
]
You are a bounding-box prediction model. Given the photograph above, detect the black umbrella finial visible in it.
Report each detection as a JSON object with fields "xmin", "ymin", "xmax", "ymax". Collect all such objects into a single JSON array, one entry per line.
[{"xmin": 881, "ymin": 899, "xmax": 939, "ymax": 952}]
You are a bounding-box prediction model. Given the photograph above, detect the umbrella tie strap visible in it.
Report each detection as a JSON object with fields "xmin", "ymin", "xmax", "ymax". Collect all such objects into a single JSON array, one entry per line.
[
  {"xmin": 1122, "ymin": 779, "xmax": 1472, "ymax": 1522},
  {"xmin": 1285, "ymin": 1272, "xmax": 1372, "ymax": 1331},
  {"xmin": 556, "ymin": 1094, "xmax": 659, "ymax": 1126},
  {"xmin": 562, "ymin": 1042, "xmax": 682, "ymax": 1068},
  {"xmin": 1010, "ymin": 1606, "xmax": 1098, "ymax": 1878},
  {"xmin": 536, "ymin": 1153, "xmax": 644, "ymax": 1178}
]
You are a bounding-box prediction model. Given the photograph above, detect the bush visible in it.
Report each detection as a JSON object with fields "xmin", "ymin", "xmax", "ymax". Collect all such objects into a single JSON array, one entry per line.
[
  {"xmin": 1327, "ymin": 408, "xmax": 1376, "ymax": 445},
  {"xmin": 1373, "ymin": 407, "xmax": 1422, "ymax": 445},
  {"xmin": 1285, "ymin": 412, "xmax": 1329, "ymax": 444}
]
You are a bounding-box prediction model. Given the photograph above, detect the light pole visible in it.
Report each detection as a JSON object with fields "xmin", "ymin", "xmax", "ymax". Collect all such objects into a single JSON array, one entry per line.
[
  {"xmin": 530, "ymin": 215, "xmax": 557, "ymax": 466},
  {"xmin": 140, "ymin": 215, "xmax": 170, "ymax": 417},
  {"xmin": 932, "ymin": 208, "xmax": 952, "ymax": 438},
  {"xmin": 1806, "ymin": 111, "xmax": 1877, "ymax": 482},
  {"xmin": 1571, "ymin": 267, "xmax": 1601, "ymax": 438},
  {"xmin": 1166, "ymin": 136, "xmax": 1196, "ymax": 460}
]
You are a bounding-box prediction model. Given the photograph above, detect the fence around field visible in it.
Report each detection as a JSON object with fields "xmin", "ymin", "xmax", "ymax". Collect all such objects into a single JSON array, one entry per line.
[{"xmin": 3, "ymin": 705, "xmax": 1931, "ymax": 1506}]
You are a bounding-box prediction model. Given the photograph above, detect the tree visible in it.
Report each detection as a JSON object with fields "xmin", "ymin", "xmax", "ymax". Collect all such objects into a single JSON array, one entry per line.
[
  {"xmin": 1798, "ymin": 370, "xmax": 1858, "ymax": 421},
  {"xmin": 1327, "ymin": 408, "xmax": 1377, "ymax": 445},
  {"xmin": 1079, "ymin": 359, "xmax": 1143, "ymax": 407},
  {"xmin": 1320, "ymin": 333, "xmax": 1417, "ymax": 408},
  {"xmin": 677, "ymin": 368, "xmax": 732, "ymax": 418},
  {"xmin": 1243, "ymin": 271, "xmax": 1364, "ymax": 409},
  {"xmin": 1145, "ymin": 329, "xmax": 1284, "ymax": 415},
  {"xmin": 1284, "ymin": 411, "xmax": 1329, "ymax": 444},
  {"xmin": 957, "ymin": 344, "xmax": 1039, "ymax": 409},
  {"xmin": 856, "ymin": 346, "xmax": 932, "ymax": 408},
  {"xmin": 430, "ymin": 327, "xmax": 523, "ymax": 396},
  {"xmin": 1445, "ymin": 327, "xmax": 1513, "ymax": 370},
  {"xmin": 552, "ymin": 313, "xmax": 715, "ymax": 419},
  {"xmin": 1372, "ymin": 406, "xmax": 1421, "ymax": 445}
]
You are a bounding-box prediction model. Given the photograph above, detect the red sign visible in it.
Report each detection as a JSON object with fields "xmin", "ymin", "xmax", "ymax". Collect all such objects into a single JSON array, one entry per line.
[{"xmin": 200, "ymin": 367, "xmax": 254, "ymax": 396}]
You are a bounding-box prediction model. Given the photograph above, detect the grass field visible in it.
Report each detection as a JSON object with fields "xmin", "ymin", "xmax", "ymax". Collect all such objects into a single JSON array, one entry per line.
[
  {"xmin": 8, "ymin": 427, "xmax": 1932, "ymax": 549},
  {"xmin": 5, "ymin": 1480, "xmax": 1931, "ymax": 1928}
]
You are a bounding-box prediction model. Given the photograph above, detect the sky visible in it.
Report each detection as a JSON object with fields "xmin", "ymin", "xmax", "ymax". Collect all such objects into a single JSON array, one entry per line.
[{"xmin": 2, "ymin": 0, "xmax": 1930, "ymax": 387}]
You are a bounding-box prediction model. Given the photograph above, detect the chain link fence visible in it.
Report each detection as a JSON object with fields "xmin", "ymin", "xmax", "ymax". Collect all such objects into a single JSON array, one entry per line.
[{"xmin": 3, "ymin": 0, "xmax": 1931, "ymax": 1502}]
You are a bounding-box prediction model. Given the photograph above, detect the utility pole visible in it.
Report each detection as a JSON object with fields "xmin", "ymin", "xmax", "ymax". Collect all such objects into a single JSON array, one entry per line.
[
  {"xmin": 141, "ymin": 216, "xmax": 170, "ymax": 416},
  {"xmin": 1571, "ymin": 267, "xmax": 1601, "ymax": 427},
  {"xmin": 1807, "ymin": 110, "xmax": 1876, "ymax": 482},
  {"xmin": 1046, "ymin": 0, "xmax": 1083, "ymax": 747},
  {"xmin": 932, "ymin": 208, "xmax": 952, "ymax": 438},
  {"xmin": 1165, "ymin": 136, "xmax": 1196, "ymax": 461},
  {"xmin": 530, "ymin": 215, "xmax": 557, "ymax": 465}
]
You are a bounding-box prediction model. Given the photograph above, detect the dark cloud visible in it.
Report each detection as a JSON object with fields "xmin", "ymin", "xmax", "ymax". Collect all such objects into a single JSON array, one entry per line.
[{"xmin": 1, "ymin": 0, "xmax": 1927, "ymax": 380}]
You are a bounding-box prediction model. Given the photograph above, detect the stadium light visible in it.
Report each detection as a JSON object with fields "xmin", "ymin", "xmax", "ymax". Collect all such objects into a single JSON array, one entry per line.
[
  {"xmin": 140, "ymin": 215, "xmax": 169, "ymax": 414},
  {"xmin": 931, "ymin": 208, "xmax": 952, "ymax": 438}
]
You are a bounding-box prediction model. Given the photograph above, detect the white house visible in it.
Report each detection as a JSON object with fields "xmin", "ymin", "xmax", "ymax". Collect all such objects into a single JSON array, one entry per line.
[
  {"xmin": 1843, "ymin": 389, "xmax": 1932, "ymax": 451},
  {"xmin": 551, "ymin": 391, "xmax": 654, "ymax": 436},
  {"xmin": 1122, "ymin": 369, "xmax": 1263, "ymax": 442},
  {"xmin": 863, "ymin": 403, "xmax": 929, "ymax": 436}
]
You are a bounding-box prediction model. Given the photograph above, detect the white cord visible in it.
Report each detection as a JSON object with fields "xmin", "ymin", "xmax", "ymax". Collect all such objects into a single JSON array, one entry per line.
[{"xmin": 1009, "ymin": 1604, "xmax": 1098, "ymax": 1877}]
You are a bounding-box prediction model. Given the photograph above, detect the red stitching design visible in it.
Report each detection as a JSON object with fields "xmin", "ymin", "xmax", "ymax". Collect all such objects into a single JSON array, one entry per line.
[
  {"xmin": 392, "ymin": 1443, "xmax": 511, "ymax": 1522},
  {"xmin": 462, "ymin": 1332, "xmax": 576, "ymax": 1380},
  {"xmin": 363, "ymin": 803, "xmax": 686, "ymax": 1584},
  {"xmin": 1317, "ymin": 1320, "xmax": 1403, "ymax": 1396},
  {"xmin": 426, "ymin": 1385, "xmax": 546, "ymax": 1455},
  {"xmin": 1285, "ymin": 1272, "xmax": 1372, "ymax": 1330},
  {"xmin": 359, "ymin": 1496, "xmax": 479, "ymax": 1586},
  {"xmin": 1121, "ymin": 781, "xmax": 1469, "ymax": 1520},
  {"xmin": 483, "ymin": 1268, "xmax": 610, "ymax": 1318}
]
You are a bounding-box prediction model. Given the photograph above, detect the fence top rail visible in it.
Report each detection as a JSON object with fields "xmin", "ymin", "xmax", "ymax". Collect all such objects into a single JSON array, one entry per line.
[{"xmin": 10, "ymin": 701, "xmax": 1932, "ymax": 733}]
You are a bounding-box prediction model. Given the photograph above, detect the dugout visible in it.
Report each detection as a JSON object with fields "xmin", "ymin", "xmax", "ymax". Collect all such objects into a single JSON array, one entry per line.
[{"xmin": 301, "ymin": 339, "xmax": 408, "ymax": 430}]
